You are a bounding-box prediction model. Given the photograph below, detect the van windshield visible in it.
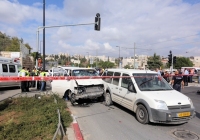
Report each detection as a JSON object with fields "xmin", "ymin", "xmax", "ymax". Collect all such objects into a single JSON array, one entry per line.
[{"xmin": 133, "ymin": 73, "xmax": 173, "ymax": 91}]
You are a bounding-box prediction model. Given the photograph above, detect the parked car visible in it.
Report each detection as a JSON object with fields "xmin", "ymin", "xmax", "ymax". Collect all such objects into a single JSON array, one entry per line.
[
  {"xmin": 102, "ymin": 69, "xmax": 195, "ymax": 124},
  {"xmin": 51, "ymin": 67, "xmax": 104, "ymax": 105},
  {"xmin": 0, "ymin": 57, "xmax": 20, "ymax": 88}
]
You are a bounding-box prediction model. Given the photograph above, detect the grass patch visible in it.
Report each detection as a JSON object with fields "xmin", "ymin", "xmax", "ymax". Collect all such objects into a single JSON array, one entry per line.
[{"xmin": 0, "ymin": 94, "xmax": 72, "ymax": 140}]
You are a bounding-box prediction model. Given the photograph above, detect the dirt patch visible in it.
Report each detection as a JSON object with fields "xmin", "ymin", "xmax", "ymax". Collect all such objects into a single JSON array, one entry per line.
[{"xmin": 0, "ymin": 111, "xmax": 23, "ymax": 124}]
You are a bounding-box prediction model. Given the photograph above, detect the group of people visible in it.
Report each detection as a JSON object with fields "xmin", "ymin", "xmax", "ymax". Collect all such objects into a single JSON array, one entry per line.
[{"xmin": 18, "ymin": 67, "xmax": 46, "ymax": 92}]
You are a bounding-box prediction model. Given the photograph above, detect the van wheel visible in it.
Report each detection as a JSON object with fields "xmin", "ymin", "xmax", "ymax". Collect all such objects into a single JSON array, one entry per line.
[
  {"xmin": 105, "ymin": 92, "xmax": 112, "ymax": 106},
  {"xmin": 70, "ymin": 94, "xmax": 76, "ymax": 106},
  {"xmin": 136, "ymin": 105, "xmax": 149, "ymax": 124}
]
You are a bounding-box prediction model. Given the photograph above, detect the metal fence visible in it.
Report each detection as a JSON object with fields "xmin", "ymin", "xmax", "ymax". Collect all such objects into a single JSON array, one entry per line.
[{"xmin": 52, "ymin": 95, "xmax": 66, "ymax": 140}]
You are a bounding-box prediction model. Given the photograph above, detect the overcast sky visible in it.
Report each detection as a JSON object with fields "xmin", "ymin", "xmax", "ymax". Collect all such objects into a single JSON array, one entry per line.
[{"xmin": 0, "ymin": 0, "xmax": 200, "ymax": 58}]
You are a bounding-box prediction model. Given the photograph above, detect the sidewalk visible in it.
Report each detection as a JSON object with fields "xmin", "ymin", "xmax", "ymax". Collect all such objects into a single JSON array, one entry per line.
[{"xmin": 187, "ymin": 82, "xmax": 200, "ymax": 87}]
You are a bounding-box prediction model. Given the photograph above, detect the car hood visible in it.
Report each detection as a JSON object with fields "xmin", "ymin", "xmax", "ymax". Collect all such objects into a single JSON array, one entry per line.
[
  {"xmin": 75, "ymin": 79, "xmax": 103, "ymax": 85},
  {"xmin": 143, "ymin": 90, "xmax": 190, "ymax": 106}
]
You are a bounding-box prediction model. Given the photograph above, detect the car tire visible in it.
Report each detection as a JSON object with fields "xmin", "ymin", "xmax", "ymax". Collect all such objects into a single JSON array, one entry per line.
[
  {"xmin": 70, "ymin": 94, "xmax": 76, "ymax": 106},
  {"xmin": 136, "ymin": 104, "xmax": 149, "ymax": 124},
  {"xmin": 98, "ymin": 95, "xmax": 105, "ymax": 102},
  {"xmin": 105, "ymin": 92, "xmax": 112, "ymax": 106}
]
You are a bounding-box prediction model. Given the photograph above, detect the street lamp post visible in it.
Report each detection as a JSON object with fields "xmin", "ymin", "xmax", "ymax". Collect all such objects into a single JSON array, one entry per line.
[
  {"xmin": 86, "ymin": 52, "xmax": 89, "ymax": 67},
  {"xmin": 116, "ymin": 46, "xmax": 121, "ymax": 68},
  {"xmin": 40, "ymin": 41, "xmax": 43, "ymax": 54}
]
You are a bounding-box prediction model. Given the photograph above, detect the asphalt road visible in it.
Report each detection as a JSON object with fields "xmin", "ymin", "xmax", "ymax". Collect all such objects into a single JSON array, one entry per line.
[{"xmin": 67, "ymin": 86, "xmax": 200, "ymax": 140}]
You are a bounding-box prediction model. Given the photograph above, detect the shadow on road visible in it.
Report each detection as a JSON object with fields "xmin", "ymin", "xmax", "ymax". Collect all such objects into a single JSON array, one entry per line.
[
  {"xmin": 195, "ymin": 111, "xmax": 200, "ymax": 119},
  {"xmin": 106, "ymin": 102, "xmax": 190, "ymax": 127}
]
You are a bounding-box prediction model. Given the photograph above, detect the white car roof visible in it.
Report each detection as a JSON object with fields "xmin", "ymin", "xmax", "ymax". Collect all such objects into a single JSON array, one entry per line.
[
  {"xmin": 107, "ymin": 69, "xmax": 157, "ymax": 74},
  {"xmin": 64, "ymin": 67, "xmax": 95, "ymax": 70}
]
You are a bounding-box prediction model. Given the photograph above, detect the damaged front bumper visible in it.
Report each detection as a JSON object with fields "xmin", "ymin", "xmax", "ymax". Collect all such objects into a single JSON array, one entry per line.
[{"xmin": 74, "ymin": 85, "xmax": 104, "ymax": 100}]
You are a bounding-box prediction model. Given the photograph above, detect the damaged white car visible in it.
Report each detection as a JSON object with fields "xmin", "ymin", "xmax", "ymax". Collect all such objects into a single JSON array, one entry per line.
[{"xmin": 51, "ymin": 67, "xmax": 104, "ymax": 105}]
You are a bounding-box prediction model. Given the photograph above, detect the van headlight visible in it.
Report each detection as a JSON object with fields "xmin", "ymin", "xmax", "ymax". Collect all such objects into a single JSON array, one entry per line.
[
  {"xmin": 188, "ymin": 98, "xmax": 195, "ymax": 108},
  {"xmin": 154, "ymin": 100, "xmax": 168, "ymax": 110}
]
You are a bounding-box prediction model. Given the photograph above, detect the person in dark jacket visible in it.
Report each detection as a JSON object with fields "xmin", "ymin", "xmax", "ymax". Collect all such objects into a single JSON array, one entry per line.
[{"xmin": 171, "ymin": 70, "xmax": 184, "ymax": 92}]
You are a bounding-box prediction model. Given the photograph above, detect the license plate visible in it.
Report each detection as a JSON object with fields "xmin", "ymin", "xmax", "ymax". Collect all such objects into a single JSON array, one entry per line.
[{"xmin": 177, "ymin": 112, "xmax": 191, "ymax": 117}]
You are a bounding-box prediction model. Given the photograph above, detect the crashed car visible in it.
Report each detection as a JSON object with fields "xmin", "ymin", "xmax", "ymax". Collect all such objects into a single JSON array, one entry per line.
[{"xmin": 51, "ymin": 67, "xmax": 104, "ymax": 105}]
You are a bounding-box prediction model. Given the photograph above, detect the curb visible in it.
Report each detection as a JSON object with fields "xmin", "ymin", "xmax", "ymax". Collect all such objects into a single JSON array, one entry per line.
[{"xmin": 71, "ymin": 114, "xmax": 84, "ymax": 140}]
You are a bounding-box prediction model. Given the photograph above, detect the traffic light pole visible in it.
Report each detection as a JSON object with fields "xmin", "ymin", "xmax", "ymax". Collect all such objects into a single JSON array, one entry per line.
[
  {"xmin": 171, "ymin": 54, "xmax": 173, "ymax": 73},
  {"xmin": 35, "ymin": 22, "xmax": 96, "ymax": 70}
]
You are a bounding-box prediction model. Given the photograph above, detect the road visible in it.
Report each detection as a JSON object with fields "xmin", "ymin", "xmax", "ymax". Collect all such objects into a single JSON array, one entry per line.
[{"xmin": 68, "ymin": 86, "xmax": 200, "ymax": 140}]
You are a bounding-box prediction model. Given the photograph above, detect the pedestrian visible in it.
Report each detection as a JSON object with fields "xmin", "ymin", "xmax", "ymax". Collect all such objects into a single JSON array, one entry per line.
[
  {"xmin": 18, "ymin": 67, "xmax": 27, "ymax": 92},
  {"xmin": 163, "ymin": 71, "xmax": 170, "ymax": 83},
  {"xmin": 197, "ymin": 70, "xmax": 200, "ymax": 84},
  {"xmin": 171, "ymin": 70, "xmax": 184, "ymax": 92},
  {"xmin": 183, "ymin": 68, "xmax": 189, "ymax": 86},
  {"xmin": 40, "ymin": 69, "xmax": 46, "ymax": 91},
  {"xmin": 32, "ymin": 67, "xmax": 39, "ymax": 87},
  {"xmin": 190, "ymin": 68, "xmax": 194, "ymax": 83},
  {"xmin": 155, "ymin": 68, "xmax": 161, "ymax": 76},
  {"xmin": 25, "ymin": 68, "xmax": 30, "ymax": 92}
]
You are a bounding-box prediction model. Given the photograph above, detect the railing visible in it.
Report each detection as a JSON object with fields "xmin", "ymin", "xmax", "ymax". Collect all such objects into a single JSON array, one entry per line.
[{"xmin": 52, "ymin": 109, "xmax": 66, "ymax": 140}]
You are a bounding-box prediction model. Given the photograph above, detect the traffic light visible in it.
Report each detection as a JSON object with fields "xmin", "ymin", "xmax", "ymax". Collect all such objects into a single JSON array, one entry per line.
[
  {"xmin": 168, "ymin": 54, "xmax": 172, "ymax": 64},
  {"xmin": 173, "ymin": 56, "xmax": 176, "ymax": 64},
  {"xmin": 94, "ymin": 13, "xmax": 101, "ymax": 31}
]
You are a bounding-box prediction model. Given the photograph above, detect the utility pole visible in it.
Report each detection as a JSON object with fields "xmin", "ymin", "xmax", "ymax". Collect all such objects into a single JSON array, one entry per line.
[
  {"xmin": 96, "ymin": 50, "xmax": 98, "ymax": 68},
  {"xmin": 43, "ymin": 0, "xmax": 45, "ymax": 70},
  {"xmin": 134, "ymin": 43, "xmax": 136, "ymax": 69}
]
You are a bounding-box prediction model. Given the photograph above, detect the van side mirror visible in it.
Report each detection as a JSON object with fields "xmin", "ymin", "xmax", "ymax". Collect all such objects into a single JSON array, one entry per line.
[{"xmin": 128, "ymin": 82, "xmax": 136, "ymax": 93}]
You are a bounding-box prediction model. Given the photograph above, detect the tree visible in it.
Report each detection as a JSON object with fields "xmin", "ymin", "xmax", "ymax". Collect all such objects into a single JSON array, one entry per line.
[
  {"xmin": 5, "ymin": 37, "xmax": 20, "ymax": 51},
  {"xmin": 124, "ymin": 65, "xmax": 131, "ymax": 69},
  {"xmin": 97, "ymin": 60, "xmax": 115, "ymax": 69},
  {"xmin": 147, "ymin": 53, "xmax": 163, "ymax": 70},
  {"xmin": 172, "ymin": 57, "xmax": 193, "ymax": 69}
]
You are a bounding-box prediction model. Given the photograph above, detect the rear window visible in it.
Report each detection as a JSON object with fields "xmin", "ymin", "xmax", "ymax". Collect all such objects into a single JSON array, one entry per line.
[{"xmin": 9, "ymin": 65, "xmax": 16, "ymax": 73}]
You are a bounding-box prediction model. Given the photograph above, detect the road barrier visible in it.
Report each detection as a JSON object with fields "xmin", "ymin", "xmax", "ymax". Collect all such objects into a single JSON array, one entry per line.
[{"xmin": 0, "ymin": 74, "xmax": 196, "ymax": 82}]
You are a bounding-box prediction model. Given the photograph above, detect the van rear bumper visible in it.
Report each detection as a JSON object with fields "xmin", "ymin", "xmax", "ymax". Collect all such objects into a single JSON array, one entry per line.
[{"xmin": 150, "ymin": 108, "xmax": 196, "ymax": 124}]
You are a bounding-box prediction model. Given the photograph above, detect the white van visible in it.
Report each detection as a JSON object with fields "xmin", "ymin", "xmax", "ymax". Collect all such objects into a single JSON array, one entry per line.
[
  {"xmin": 102, "ymin": 69, "xmax": 195, "ymax": 124},
  {"xmin": 0, "ymin": 57, "xmax": 20, "ymax": 88},
  {"xmin": 51, "ymin": 67, "xmax": 104, "ymax": 105}
]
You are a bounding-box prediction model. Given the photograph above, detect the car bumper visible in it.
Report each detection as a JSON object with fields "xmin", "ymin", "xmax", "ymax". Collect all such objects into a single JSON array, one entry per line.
[
  {"xmin": 150, "ymin": 108, "xmax": 196, "ymax": 124},
  {"xmin": 74, "ymin": 91, "xmax": 103, "ymax": 100}
]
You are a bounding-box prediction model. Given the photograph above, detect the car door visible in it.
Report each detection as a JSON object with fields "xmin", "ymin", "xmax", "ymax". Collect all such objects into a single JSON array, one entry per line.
[
  {"xmin": 0, "ymin": 64, "xmax": 9, "ymax": 87},
  {"xmin": 111, "ymin": 72, "xmax": 121, "ymax": 104},
  {"xmin": 119, "ymin": 73, "xmax": 137, "ymax": 111},
  {"xmin": 8, "ymin": 64, "xmax": 19, "ymax": 87}
]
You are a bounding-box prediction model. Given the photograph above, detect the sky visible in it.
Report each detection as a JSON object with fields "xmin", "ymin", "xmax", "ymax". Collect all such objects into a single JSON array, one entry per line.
[{"xmin": 0, "ymin": 0, "xmax": 200, "ymax": 58}]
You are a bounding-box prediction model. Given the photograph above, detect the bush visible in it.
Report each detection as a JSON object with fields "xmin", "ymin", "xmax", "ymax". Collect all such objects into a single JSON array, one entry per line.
[{"xmin": 0, "ymin": 94, "xmax": 72, "ymax": 140}]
